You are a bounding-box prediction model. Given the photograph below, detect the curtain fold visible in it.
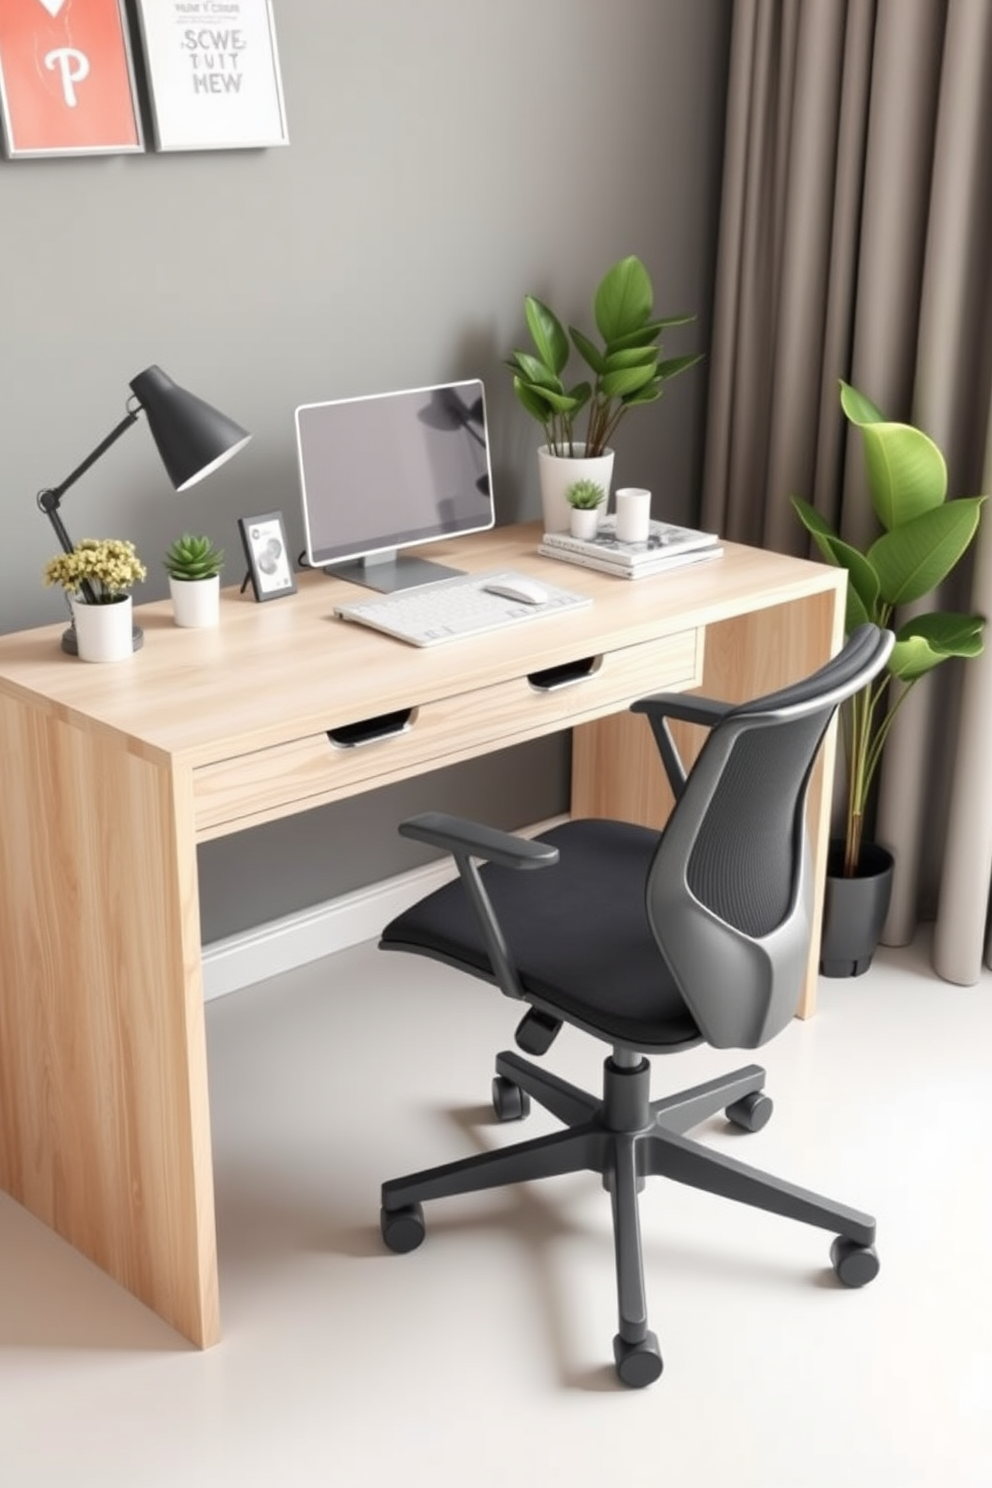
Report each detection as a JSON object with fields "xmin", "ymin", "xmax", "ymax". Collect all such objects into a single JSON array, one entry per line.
[{"xmin": 703, "ymin": 0, "xmax": 992, "ymax": 982}]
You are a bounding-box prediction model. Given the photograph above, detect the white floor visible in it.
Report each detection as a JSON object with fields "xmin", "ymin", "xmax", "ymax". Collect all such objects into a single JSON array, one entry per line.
[{"xmin": 2, "ymin": 931, "xmax": 990, "ymax": 1488}]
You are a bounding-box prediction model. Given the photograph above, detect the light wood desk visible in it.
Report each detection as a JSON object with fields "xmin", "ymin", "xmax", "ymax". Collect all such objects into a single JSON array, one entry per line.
[{"xmin": 0, "ymin": 522, "xmax": 843, "ymax": 1347}]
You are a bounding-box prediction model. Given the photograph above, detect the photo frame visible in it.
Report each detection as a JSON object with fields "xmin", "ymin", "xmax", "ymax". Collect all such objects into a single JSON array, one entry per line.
[
  {"xmin": 238, "ymin": 512, "xmax": 297, "ymax": 602},
  {"xmin": 132, "ymin": 0, "xmax": 288, "ymax": 152},
  {"xmin": 0, "ymin": 0, "xmax": 144, "ymax": 159}
]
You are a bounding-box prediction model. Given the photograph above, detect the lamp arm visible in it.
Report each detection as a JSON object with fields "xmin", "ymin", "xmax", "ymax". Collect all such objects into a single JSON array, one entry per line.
[
  {"xmin": 38, "ymin": 409, "xmax": 141, "ymax": 534},
  {"xmin": 36, "ymin": 408, "xmax": 140, "ymax": 604}
]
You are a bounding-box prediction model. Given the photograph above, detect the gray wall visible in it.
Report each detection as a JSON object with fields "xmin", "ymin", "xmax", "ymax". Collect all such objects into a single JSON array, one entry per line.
[{"xmin": 0, "ymin": 0, "xmax": 731, "ymax": 941}]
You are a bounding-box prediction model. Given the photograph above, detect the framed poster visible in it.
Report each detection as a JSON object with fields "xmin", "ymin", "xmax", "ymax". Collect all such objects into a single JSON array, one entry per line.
[
  {"xmin": 238, "ymin": 512, "xmax": 297, "ymax": 601},
  {"xmin": 133, "ymin": 0, "xmax": 288, "ymax": 152},
  {"xmin": 0, "ymin": 0, "xmax": 143, "ymax": 158}
]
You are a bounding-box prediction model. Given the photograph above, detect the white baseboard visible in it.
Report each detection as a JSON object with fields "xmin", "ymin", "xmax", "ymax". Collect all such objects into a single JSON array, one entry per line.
[{"xmin": 201, "ymin": 815, "xmax": 566, "ymax": 1000}]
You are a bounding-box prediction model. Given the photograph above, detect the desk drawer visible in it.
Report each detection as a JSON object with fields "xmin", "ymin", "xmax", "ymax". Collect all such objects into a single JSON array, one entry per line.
[{"xmin": 193, "ymin": 628, "xmax": 700, "ymax": 836}]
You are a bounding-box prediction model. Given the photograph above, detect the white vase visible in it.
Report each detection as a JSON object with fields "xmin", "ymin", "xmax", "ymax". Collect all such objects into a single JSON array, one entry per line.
[
  {"xmin": 170, "ymin": 575, "xmax": 220, "ymax": 628},
  {"xmin": 537, "ymin": 444, "xmax": 615, "ymax": 534},
  {"xmin": 569, "ymin": 507, "xmax": 602, "ymax": 540},
  {"xmin": 70, "ymin": 595, "xmax": 134, "ymax": 663}
]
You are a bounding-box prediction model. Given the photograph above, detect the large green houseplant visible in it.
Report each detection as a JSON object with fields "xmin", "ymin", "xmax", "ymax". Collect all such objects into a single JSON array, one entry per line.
[
  {"xmin": 793, "ymin": 381, "xmax": 985, "ymax": 882},
  {"xmin": 507, "ymin": 254, "xmax": 701, "ymax": 459}
]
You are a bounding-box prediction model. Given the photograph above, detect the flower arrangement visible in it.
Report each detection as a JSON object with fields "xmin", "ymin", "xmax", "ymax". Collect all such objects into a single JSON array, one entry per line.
[{"xmin": 44, "ymin": 538, "xmax": 147, "ymax": 604}]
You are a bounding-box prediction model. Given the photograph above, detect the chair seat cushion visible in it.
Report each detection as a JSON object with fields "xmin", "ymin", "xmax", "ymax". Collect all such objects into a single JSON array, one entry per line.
[{"xmin": 381, "ymin": 819, "xmax": 701, "ymax": 1050}]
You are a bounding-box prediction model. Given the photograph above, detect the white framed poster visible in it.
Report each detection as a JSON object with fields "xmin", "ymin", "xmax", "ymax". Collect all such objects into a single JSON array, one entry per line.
[{"xmin": 133, "ymin": 0, "xmax": 288, "ymax": 151}]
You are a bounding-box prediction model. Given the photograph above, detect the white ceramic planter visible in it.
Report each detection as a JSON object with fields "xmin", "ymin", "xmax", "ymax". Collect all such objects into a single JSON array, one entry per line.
[
  {"xmin": 569, "ymin": 506, "xmax": 602, "ymax": 540},
  {"xmin": 70, "ymin": 595, "xmax": 134, "ymax": 663},
  {"xmin": 537, "ymin": 444, "xmax": 615, "ymax": 534},
  {"xmin": 169, "ymin": 575, "xmax": 220, "ymax": 628}
]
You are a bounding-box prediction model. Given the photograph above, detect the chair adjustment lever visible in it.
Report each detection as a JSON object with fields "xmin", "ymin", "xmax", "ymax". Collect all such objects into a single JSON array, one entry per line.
[{"xmin": 515, "ymin": 1007, "xmax": 562, "ymax": 1055}]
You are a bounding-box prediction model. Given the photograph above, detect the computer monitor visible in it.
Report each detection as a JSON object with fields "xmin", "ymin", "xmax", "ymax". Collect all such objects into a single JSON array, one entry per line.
[{"xmin": 295, "ymin": 379, "xmax": 494, "ymax": 592}]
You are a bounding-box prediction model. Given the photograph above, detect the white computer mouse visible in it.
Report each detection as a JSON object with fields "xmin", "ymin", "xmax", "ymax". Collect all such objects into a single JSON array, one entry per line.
[{"xmin": 482, "ymin": 576, "xmax": 550, "ymax": 606}]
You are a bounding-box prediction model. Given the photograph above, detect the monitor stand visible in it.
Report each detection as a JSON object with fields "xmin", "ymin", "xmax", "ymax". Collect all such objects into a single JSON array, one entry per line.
[{"xmin": 322, "ymin": 550, "xmax": 463, "ymax": 594}]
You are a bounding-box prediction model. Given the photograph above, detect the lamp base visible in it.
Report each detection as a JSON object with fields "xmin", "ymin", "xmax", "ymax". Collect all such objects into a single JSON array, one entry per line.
[{"xmin": 61, "ymin": 624, "xmax": 144, "ymax": 656}]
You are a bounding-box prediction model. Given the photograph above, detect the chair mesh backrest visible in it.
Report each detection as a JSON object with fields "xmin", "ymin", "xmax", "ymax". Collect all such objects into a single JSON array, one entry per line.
[
  {"xmin": 644, "ymin": 624, "xmax": 893, "ymax": 1048},
  {"xmin": 685, "ymin": 709, "xmax": 831, "ymax": 936}
]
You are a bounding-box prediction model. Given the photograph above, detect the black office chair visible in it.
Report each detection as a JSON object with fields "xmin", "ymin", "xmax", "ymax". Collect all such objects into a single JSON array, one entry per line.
[{"xmin": 378, "ymin": 624, "xmax": 893, "ymax": 1387}]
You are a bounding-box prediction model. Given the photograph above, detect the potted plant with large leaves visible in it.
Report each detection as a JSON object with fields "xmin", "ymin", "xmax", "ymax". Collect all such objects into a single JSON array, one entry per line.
[
  {"xmin": 507, "ymin": 254, "xmax": 701, "ymax": 531},
  {"xmin": 793, "ymin": 380, "xmax": 985, "ymax": 975}
]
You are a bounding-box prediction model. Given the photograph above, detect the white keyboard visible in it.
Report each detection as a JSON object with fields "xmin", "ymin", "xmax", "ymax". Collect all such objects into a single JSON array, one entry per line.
[{"xmin": 333, "ymin": 570, "xmax": 591, "ymax": 647}]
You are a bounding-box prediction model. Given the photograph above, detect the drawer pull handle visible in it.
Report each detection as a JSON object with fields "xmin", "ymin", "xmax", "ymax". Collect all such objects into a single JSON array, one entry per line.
[
  {"xmin": 528, "ymin": 656, "xmax": 601, "ymax": 692},
  {"xmin": 328, "ymin": 708, "xmax": 414, "ymax": 749}
]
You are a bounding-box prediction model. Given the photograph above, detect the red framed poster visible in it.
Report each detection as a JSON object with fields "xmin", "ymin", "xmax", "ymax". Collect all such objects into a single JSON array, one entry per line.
[{"xmin": 0, "ymin": 0, "xmax": 143, "ymax": 158}]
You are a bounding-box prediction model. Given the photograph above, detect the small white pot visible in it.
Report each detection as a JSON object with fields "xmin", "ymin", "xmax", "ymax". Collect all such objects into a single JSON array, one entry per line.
[
  {"xmin": 169, "ymin": 575, "xmax": 220, "ymax": 628},
  {"xmin": 614, "ymin": 487, "xmax": 653, "ymax": 543},
  {"xmin": 537, "ymin": 444, "xmax": 615, "ymax": 533},
  {"xmin": 70, "ymin": 595, "xmax": 134, "ymax": 663},
  {"xmin": 569, "ymin": 506, "xmax": 602, "ymax": 540}
]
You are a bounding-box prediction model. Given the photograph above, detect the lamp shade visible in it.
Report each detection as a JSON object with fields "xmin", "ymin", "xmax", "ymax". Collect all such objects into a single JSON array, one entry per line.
[{"xmin": 129, "ymin": 365, "xmax": 251, "ymax": 491}]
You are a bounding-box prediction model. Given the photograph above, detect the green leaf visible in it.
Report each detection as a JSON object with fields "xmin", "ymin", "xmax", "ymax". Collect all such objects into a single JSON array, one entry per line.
[
  {"xmin": 569, "ymin": 326, "xmax": 606, "ymax": 375},
  {"xmin": 841, "ymin": 383, "xmax": 947, "ymax": 528},
  {"xmin": 523, "ymin": 296, "xmax": 569, "ymax": 375},
  {"xmin": 606, "ymin": 322, "xmax": 665, "ymax": 353},
  {"xmin": 790, "ymin": 494, "xmax": 836, "ymax": 549},
  {"xmin": 839, "ymin": 380, "xmax": 885, "ymax": 426},
  {"xmin": 652, "ymin": 312, "xmax": 698, "ymax": 330},
  {"xmin": 603, "ymin": 345, "xmax": 658, "ymax": 371},
  {"xmin": 844, "ymin": 582, "xmax": 873, "ymax": 633},
  {"xmin": 889, "ymin": 611, "xmax": 986, "ymax": 679},
  {"xmin": 599, "ymin": 363, "xmax": 658, "ymax": 399},
  {"xmin": 512, "ymin": 377, "xmax": 557, "ymax": 423},
  {"xmin": 861, "ymin": 422, "xmax": 947, "ymax": 529},
  {"xmin": 593, "ymin": 256, "xmax": 653, "ymax": 342},
  {"xmin": 656, "ymin": 352, "xmax": 704, "ymax": 382},
  {"xmin": 564, "ymin": 380, "xmax": 592, "ymax": 411},
  {"xmin": 508, "ymin": 352, "xmax": 561, "ymax": 391},
  {"xmin": 791, "ymin": 497, "xmax": 881, "ymax": 620},
  {"xmin": 519, "ymin": 380, "xmax": 585, "ymax": 415},
  {"xmin": 623, "ymin": 380, "xmax": 663, "ymax": 408},
  {"xmin": 867, "ymin": 497, "xmax": 985, "ymax": 604}
]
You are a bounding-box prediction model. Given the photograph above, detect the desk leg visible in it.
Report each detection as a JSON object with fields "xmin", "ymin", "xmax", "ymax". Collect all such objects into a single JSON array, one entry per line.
[
  {"xmin": 571, "ymin": 590, "xmax": 844, "ymax": 1018},
  {"xmin": 0, "ymin": 700, "xmax": 218, "ymax": 1347}
]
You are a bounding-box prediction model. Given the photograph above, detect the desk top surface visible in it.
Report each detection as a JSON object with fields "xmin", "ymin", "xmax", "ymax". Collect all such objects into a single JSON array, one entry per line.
[{"xmin": 0, "ymin": 523, "xmax": 841, "ymax": 766}]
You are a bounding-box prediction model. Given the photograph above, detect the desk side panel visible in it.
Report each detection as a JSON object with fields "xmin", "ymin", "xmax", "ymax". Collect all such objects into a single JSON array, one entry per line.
[{"xmin": 0, "ymin": 694, "xmax": 218, "ymax": 1346}]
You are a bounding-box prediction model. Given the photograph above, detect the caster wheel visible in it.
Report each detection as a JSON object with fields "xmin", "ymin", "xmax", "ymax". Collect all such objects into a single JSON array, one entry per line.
[
  {"xmin": 613, "ymin": 1331, "xmax": 663, "ymax": 1388},
  {"xmin": 830, "ymin": 1235, "xmax": 880, "ymax": 1287},
  {"xmin": 492, "ymin": 1074, "xmax": 531, "ymax": 1122},
  {"xmin": 381, "ymin": 1202, "xmax": 425, "ymax": 1254},
  {"xmin": 726, "ymin": 1091, "xmax": 773, "ymax": 1132}
]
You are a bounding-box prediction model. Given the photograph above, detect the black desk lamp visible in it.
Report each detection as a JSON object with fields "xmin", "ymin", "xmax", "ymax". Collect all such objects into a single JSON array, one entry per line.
[{"xmin": 38, "ymin": 365, "xmax": 251, "ymax": 654}]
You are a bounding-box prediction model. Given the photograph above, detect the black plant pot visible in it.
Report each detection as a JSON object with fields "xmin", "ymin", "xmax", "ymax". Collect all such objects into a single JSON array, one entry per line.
[{"xmin": 819, "ymin": 841, "xmax": 895, "ymax": 978}]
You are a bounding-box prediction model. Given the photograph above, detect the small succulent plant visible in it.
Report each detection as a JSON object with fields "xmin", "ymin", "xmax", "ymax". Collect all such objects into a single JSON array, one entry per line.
[
  {"xmin": 163, "ymin": 533, "xmax": 224, "ymax": 582},
  {"xmin": 565, "ymin": 478, "xmax": 605, "ymax": 510}
]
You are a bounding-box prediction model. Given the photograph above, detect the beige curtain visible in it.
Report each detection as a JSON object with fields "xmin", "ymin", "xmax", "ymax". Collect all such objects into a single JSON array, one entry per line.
[{"xmin": 702, "ymin": 0, "xmax": 992, "ymax": 983}]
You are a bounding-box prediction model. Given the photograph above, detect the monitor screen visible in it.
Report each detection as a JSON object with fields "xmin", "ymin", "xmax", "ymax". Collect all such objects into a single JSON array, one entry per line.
[{"xmin": 295, "ymin": 380, "xmax": 494, "ymax": 579}]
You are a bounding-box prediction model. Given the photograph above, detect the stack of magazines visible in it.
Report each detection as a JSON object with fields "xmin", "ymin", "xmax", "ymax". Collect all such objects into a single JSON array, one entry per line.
[{"xmin": 538, "ymin": 516, "xmax": 723, "ymax": 578}]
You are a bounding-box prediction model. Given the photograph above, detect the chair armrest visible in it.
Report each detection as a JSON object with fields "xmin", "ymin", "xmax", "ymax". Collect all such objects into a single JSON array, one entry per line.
[
  {"xmin": 630, "ymin": 693, "xmax": 732, "ymax": 728},
  {"xmin": 398, "ymin": 812, "xmax": 560, "ymax": 871},
  {"xmin": 630, "ymin": 693, "xmax": 733, "ymax": 799},
  {"xmin": 397, "ymin": 813, "xmax": 558, "ymax": 1007}
]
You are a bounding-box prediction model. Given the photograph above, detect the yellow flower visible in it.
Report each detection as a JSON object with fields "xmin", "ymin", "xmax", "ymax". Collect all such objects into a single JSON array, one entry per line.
[{"xmin": 44, "ymin": 538, "xmax": 147, "ymax": 603}]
